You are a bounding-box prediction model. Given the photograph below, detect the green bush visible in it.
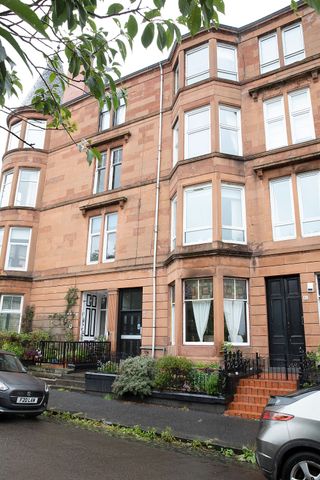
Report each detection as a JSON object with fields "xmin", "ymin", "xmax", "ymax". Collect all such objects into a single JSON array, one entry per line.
[
  {"xmin": 1, "ymin": 342, "xmax": 25, "ymax": 358},
  {"xmin": 112, "ymin": 356, "xmax": 156, "ymax": 398},
  {"xmin": 190, "ymin": 369, "xmax": 220, "ymax": 395},
  {"xmin": 0, "ymin": 330, "xmax": 52, "ymax": 360},
  {"xmin": 155, "ymin": 356, "xmax": 194, "ymax": 391},
  {"xmin": 97, "ymin": 360, "xmax": 119, "ymax": 374}
]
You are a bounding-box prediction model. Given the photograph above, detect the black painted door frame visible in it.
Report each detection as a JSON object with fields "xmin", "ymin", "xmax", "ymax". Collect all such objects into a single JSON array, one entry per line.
[{"xmin": 266, "ymin": 275, "xmax": 305, "ymax": 365}]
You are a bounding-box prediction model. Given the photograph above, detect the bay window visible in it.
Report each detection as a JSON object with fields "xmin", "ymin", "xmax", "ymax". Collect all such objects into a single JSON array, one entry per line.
[
  {"xmin": 184, "ymin": 278, "xmax": 213, "ymax": 344},
  {"xmin": 221, "ymin": 184, "xmax": 246, "ymax": 243},
  {"xmin": 184, "ymin": 106, "xmax": 210, "ymax": 159},
  {"xmin": 24, "ymin": 120, "xmax": 46, "ymax": 149},
  {"xmin": 185, "ymin": 44, "xmax": 209, "ymax": 85},
  {"xmin": 5, "ymin": 227, "xmax": 32, "ymax": 271},
  {"xmin": 0, "ymin": 170, "xmax": 13, "ymax": 208},
  {"xmin": 184, "ymin": 184, "xmax": 212, "ymax": 245},
  {"xmin": 224, "ymin": 278, "xmax": 248, "ymax": 344},
  {"xmin": 0, "ymin": 295, "xmax": 23, "ymax": 332},
  {"xmin": 297, "ymin": 171, "xmax": 320, "ymax": 237},
  {"xmin": 269, "ymin": 177, "xmax": 296, "ymax": 241},
  {"xmin": 219, "ymin": 105, "xmax": 242, "ymax": 156},
  {"xmin": 7, "ymin": 122, "xmax": 22, "ymax": 151},
  {"xmin": 217, "ymin": 43, "xmax": 238, "ymax": 81},
  {"xmin": 14, "ymin": 169, "xmax": 40, "ymax": 207}
]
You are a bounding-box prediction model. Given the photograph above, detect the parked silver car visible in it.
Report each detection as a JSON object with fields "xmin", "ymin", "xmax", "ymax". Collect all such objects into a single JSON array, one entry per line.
[
  {"xmin": 0, "ymin": 350, "xmax": 49, "ymax": 416},
  {"xmin": 256, "ymin": 386, "xmax": 320, "ymax": 480}
]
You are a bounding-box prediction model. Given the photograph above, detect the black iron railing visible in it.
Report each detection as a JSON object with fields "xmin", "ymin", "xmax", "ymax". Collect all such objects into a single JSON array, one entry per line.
[{"xmin": 37, "ymin": 341, "xmax": 111, "ymax": 368}]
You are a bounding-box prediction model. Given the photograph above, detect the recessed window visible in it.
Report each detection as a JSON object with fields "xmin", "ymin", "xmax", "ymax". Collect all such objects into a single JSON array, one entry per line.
[
  {"xmin": 109, "ymin": 148, "xmax": 122, "ymax": 190},
  {"xmin": 288, "ymin": 88, "xmax": 315, "ymax": 144},
  {"xmin": 0, "ymin": 295, "xmax": 23, "ymax": 332},
  {"xmin": 99, "ymin": 104, "xmax": 111, "ymax": 131},
  {"xmin": 14, "ymin": 169, "xmax": 40, "ymax": 207},
  {"xmin": 171, "ymin": 195, "xmax": 177, "ymax": 251},
  {"xmin": 7, "ymin": 122, "xmax": 22, "ymax": 151},
  {"xmin": 297, "ymin": 171, "xmax": 320, "ymax": 237},
  {"xmin": 263, "ymin": 96, "xmax": 287, "ymax": 150},
  {"xmin": 184, "ymin": 184, "xmax": 212, "ymax": 245},
  {"xmin": 5, "ymin": 227, "xmax": 32, "ymax": 271},
  {"xmin": 282, "ymin": 23, "xmax": 305, "ymax": 65},
  {"xmin": 185, "ymin": 44, "xmax": 209, "ymax": 86},
  {"xmin": 221, "ymin": 184, "xmax": 246, "ymax": 244},
  {"xmin": 24, "ymin": 120, "xmax": 46, "ymax": 149},
  {"xmin": 113, "ymin": 97, "xmax": 126, "ymax": 126},
  {"xmin": 224, "ymin": 278, "xmax": 248, "ymax": 345},
  {"xmin": 173, "ymin": 120, "xmax": 179, "ymax": 167},
  {"xmin": 219, "ymin": 105, "xmax": 242, "ymax": 156},
  {"xmin": 174, "ymin": 63, "xmax": 179, "ymax": 94},
  {"xmin": 103, "ymin": 212, "xmax": 118, "ymax": 261},
  {"xmin": 259, "ymin": 32, "xmax": 280, "ymax": 74},
  {"xmin": 217, "ymin": 43, "xmax": 238, "ymax": 81},
  {"xmin": 0, "ymin": 170, "xmax": 13, "ymax": 208},
  {"xmin": 184, "ymin": 278, "xmax": 213, "ymax": 344},
  {"xmin": 93, "ymin": 153, "xmax": 107, "ymax": 194},
  {"xmin": 170, "ymin": 283, "xmax": 175, "ymax": 345},
  {"xmin": 87, "ymin": 216, "xmax": 102, "ymax": 264},
  {"xmin": 184, "ymin": 106, "xmax": 210, "ymax": 159},
  {"xmin": 269, "ymin": 177, "xmax": 296, "ymax": 241}
]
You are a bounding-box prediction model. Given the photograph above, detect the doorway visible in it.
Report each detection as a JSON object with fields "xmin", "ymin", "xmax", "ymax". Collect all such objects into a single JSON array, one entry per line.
[
  {"xmin": 81, "ymin": 291, "xmax": 108, "ymax": 341},
  {"xmin": 118, "ymin": 288, "xmax": 142, "ymax": 357}
]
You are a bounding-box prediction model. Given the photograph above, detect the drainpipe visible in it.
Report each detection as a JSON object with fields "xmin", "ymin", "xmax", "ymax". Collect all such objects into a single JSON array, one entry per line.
[{"xmin": 151, "ymin": 62, "xmax": 164, "ymax": 358}]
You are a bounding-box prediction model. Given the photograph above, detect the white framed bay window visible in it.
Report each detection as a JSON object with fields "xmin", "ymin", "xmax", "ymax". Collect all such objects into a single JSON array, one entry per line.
[
  {"xmin": 217, "ymin": 43, "xmax": 238, "ymax": 81},
  {"xmin": 0, "ymin": 170, "xmax": 13, "ymax": 208},
  {"xmin": 5, "ymin": 227, "xmax": 32, "ymax": 271},
  {"xmin": 221, "ymin": 183, "xmax": 246, "ymax": 243},
  {"xmin": 170, "ymin": 283, "xmax": 175, "ymax": 345},
  {"xmin": 184, "ymin": 183, "xmax": 212, "ymax": 245},
  {"xmin": 170, "ymin": 195, "xmax": 177, "ymax": 251},
  {"xmin": 24, "ymin": 120, "xmax": 46, "ymax": 149},
  {"xmin": 0, "ymin": 295, "xmax": 23, "ymax": 332},
  {"xmin": 103, "ymin": 212, "xmax": 118, "ymax": 261},
  {"xmin": 297, "ymin": 170, "xmax": 320, "ymax": 237},
  {"xmin": 224, "ymin": 278, "xmax": 249, "ymax": 345},
  {"xmin": 87, "ymin": 215, "xmax": 102, "ymax": 264},
  {"xmin": 219, "ymin": 105, "xmax": 242, "ymax": 156},
  {"xmin": 7, "ymin": 122, "xmax": 22, "ymax": 151},
  {"xmin": 288, "ymin": 88, "xmax": 315, "ymax": 144},
  {"xmin": 172, "ymin": 120, "xmax": 179, "ymax": 166},
  {"xmin": 185, "ymin": 44, "xmax": 209, "ymax": 86},
  {"xmin": 263, "ymin": 96, "xmax": 287, "ymax": 150},
  {"xmin": 184, "ymin": 278, "xmax": 213, "ymax": 344},
  {"xmin": 270, "ymin": 177, "xmax": 296, "ymax": 241},
  {"xmin": 184, "ymin": 106, "xmax": 210, "ymax": 159},
  {"xmin": 14, "ymin": 169, "xmax": 40, "ymax": 207}
]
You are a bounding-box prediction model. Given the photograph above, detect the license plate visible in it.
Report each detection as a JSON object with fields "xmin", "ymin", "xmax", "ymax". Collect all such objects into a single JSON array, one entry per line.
[{"xmin": 16, "ymin": 397, "xmax": 38, "ymax": 404}]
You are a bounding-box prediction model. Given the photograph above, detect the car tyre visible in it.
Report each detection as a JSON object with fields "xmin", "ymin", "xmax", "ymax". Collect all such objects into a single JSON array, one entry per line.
[{"xmin": 282, "ymin": 451, "xmax": 320, "ymax": 480}]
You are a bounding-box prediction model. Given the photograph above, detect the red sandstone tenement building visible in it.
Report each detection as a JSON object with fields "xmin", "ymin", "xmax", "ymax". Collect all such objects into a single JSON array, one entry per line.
[{"xmin": 1, "ymin": 3, "xmax": 320, "ymax": 363}]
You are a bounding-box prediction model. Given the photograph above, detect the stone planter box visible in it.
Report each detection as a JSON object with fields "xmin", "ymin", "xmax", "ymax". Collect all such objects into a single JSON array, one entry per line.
[{"xmin": 85, "ymin": 372, "xmax": 117, "ymax": 393}]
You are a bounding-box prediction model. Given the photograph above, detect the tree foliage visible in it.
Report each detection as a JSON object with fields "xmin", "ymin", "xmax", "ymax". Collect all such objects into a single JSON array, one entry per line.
[{"xmin": 0, "ymin": 0, "xmax": 319, "ymax": 163}]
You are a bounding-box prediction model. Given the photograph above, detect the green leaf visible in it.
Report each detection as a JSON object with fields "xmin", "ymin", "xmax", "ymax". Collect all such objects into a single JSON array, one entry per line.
[
  {"xmin": 116, "ymin": 39, "xmax": 127, "ymax": 61},
  {"xmin": 0, "ymin": 0, "xmax": 48, "ymax": 37},
  {"xmin": 188, "ymin": 5, "xmax": 201, "ymax": 36},
  {"xmin": 0, "ymin": 26, "xmax": 32, "ymax": 72},
  {"xmin": 49, "ymin": 71, "xmax": 57, "ymax": 83},
  {"xmin": 107, "ymin": 3, "xmax": 124, "ymax": 15},
  {"xmin": 178, "ymin": 0, "xmax": 191, "ymax": 16},
  {"xmin": 141, "ymin": 23, "xmax": 155, "ymax": 48},
  {"xmin": 127, "ymin": 14, "xmax": 138, "ymax": 39},
  {"xmin": 144, "ymin": 9, "xmax": 161, "ymax": 20},
  {"xmin": 212, "ymin": 0, "xmax": 225, "ymax": 14},
  {"xmin": 156, "ymin": 24, "xmax": 167, "ymax": 51},
  {"xmin": 154, "ymin": 0, "xmax": 166, "ymax": 7}
]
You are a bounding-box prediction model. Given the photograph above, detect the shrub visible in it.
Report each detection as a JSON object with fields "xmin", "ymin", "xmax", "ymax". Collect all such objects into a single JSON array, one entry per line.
[
  {"xmin": 112, "ymin": 356, "xmax": 156, "ymax": 398},
  {"xmin": 1, "ymin": 342, "xmax": 25, "ymax": 358},
  {"xmin": 97, "ymin": 360, "xmax": 119, "ymax": 374},
  {"xmin": 0, "ymin": 330, "xmax": 52, "ymax": 361},
  {"xmin": 190, "ymin": 369, "xmax": 220, "ymax": 395},
  {"xmin": 155, "ymin": 356, "xmax": 194, "ymax": 391}
]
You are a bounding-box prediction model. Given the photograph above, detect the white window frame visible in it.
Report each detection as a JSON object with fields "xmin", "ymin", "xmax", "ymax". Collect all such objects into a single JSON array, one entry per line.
[
  {"xmin": 185, "ymin": 43, "xmax": 209, "ymax": 86},
  {"xmin": 0, "ymin": 227, "xmax": 4, "ymax": 255},
  {"xmin": 217, "ymin": 43, "xmax": 238, "ymax": 81},
  {"xmin": 174, "ymin": 63, "xmax": 179, "ymax": 94},
  {"xmin": 14, "ymin": 169, "xmax": 40, "ymax": 208},
  {"xmin": 223, "ymin": 277, "xmax": 249, "ymax": 346},
  {"xmin": 259, "ymin": 32, "xmax": 280, "ymax": 74},
  {"xmin": 0, "ymin": 295, "xmax": 23, "ymax": 333},
  {"xmin": 184, "ymin": 105, "xmax": 211, "ymax": 159},
  {"xmin": 7, "ymin": 122, "xmax": 22, "ymax": 151},
  {"xmin": 93, "ymin": 152, "xmax": 107, "ymax": 194},
  {"xmin": 173, "ymin": 120, "xmax": 179, "ymax": 166},
  {"xmin": 183, "ymin": 278, "xmax": 214, "ymax": 345},
  {"xmin": 99, "ymin": 104, "xmax": 111, "ymax": 131},
  {"xmin": 183, "ymin": 183, "xmax": 212, "ymax": 246},
  {"xmin": 5, "ymin": 227, "xmax": 32, "ymax": 271},
  {"xmin": 0, "ymin": 170, "xmax": 14, "ymax": 208},
  {"xmin": 113, "ymin": 97, "xmax": 126, "ymax": 126},
  {"xmin": 108, "ymin": 147, "xmax": 122, "ymax": 190},
  {"xmin": 103, "ymin": 212, "xmax": 118, "ymax": 262},
  {"xmin": 24, "ymin": 119, "xmax": 46, "ymax": 149},
  {"xmin": 263, "ymin": 96, "xmax": 288, "ymax": 150},
  {"xmin": 219, "ymin": 105, "xmax": 242, "ymax": 156},
  {"xmin": 87, "ymin": 215, "xmax": 102, "ymax": 265},
  {"xmin": 170, "ymin": 283, "xmax": 175, "ymax": 345},
  {"xmin": 282, "ymin": 22, "xmax": 305, "ymax": 66},
  {"xmin": 171, "ymin": 195, "xmax": 177, "ymax": 251},
  {"xmin": 269, "ymin": 176, "xmax": 296, "ymax": 241},
  {"xmin": 221, "ymin": 183, "xmax": 247, "ymax": 244},
  {"xmin": 288, "ymin": 88, "xmax": 315, "ymax": 144},
  {"xmin": 297, "ymin": 170, "xmax": 320, "ymax": 238}
]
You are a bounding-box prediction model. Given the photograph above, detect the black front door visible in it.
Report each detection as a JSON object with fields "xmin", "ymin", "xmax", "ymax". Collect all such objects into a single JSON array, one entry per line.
[
  {"xmin": 266, "ymin": 275, "xmax": 305, "ymax": 365},
  {"xmin": 118, "ymin": 288, "xmax": 142, "ymax": 357}
]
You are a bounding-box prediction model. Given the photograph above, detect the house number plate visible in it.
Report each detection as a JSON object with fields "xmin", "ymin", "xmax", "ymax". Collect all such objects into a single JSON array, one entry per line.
[{"xmin": 16, "ymin": 397, "xmax": 38, "ymax": 404}]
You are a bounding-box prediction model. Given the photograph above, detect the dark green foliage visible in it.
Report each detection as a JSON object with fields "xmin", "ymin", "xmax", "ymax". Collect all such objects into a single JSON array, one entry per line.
[
  {"xmin": 155, "ymin": 355, "xmax": 194, "ymax": 391},
  {"xmin": 0, "ymin": 330, "xmax": 52, "ymax": 361},
  {"xmin": 112, "ymin": 356, "xmax": 156, "ymax": 398}
]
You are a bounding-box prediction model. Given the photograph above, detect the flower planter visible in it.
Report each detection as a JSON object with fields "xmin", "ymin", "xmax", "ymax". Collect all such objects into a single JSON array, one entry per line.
[{"xmin": 85, "ymin": 372, "xmax": 118, "ymax": 393}]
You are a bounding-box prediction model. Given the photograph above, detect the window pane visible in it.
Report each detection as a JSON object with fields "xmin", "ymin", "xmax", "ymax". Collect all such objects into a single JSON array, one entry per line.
[
  {"xmin": 289, "ymin": 90, "xmax": 315, "ymax": 144},
  {"xmin": 283, "ymin": 24, "xmax": 305, "ymax": 64},
  {"xmin": 217, "ymin": 44, "xmax": 237, "ymax": 80},
  {"xmin": 186, "ymin": 44, "xmax": 209, "ymax": 85},
  {"xmin": 222, "ymin": 185, "xmax": 245, "ymax": 243},
  {"xmin": 259, "ymin": 34, "xmax": 280, "ymax": 73},
  {"xmin": 107, "ymin": 212, "xmax": 118, "ymax": 230},
  {"xmin": 7, "ymin": 122, "xmax": 21, "ymax": 150},
  {"xmin": 106, "ymin": 232, "xmax": 116, "ymax": 259},
  {"xmin": 25, "ymin": 120, "xmax": 46, "ymax": 149},
  {"xmin": 298, "ymin": 172, "xmax": 320, "ymax": 237},
  {"xmin": 270, "ymin": 178, "xmax": 295, "ymax": 240},
  {"xmin": 171, "ymin": 196, "xmax": 177, "ymax": 250},
  {"xmin": 185, "ymin": 185, "xmax": 212, "ymax": 244},
  {"xmin": 10, "ymin": 227, "xmax": 30, "ymax": 243},
  {"xmin": 0, "ymin": 171, "xmax": 13, "ymax": 207},
  {"xmin": 100, "ymin": 109, "xmax": 110, "ymax": 130},
  {"xmin": 186, "ymin": 108, "xmax": 210, "ymax": 131},
  {"xmin": 8, "ymin": 244, "xmax": 28, "ymax": 269},
  {"xmin": 185, "ymin": 279, "xmax": 198, "ymax": 300},
  {"xmin": 185, "ymin": 106, "xmax": 210, "ymax": 158},
  {"xmin": 110, "ymin": 149, "xmax": 122, "ymax": 190},
  {"xmin": 15, "ymin": 169, "xmax": 39, "ymax": 207},
  {"xmin": 90, "ymin": 236, "xmax": 100, "ymax": 262},
  {"xmin": 220, "ymin": 129, "xmax": 239, "ymax": 155},
  {"xmin": 113, "ymin": 98, "xmax": 126, "ymax": 126},
  {"xmin": 173, "ymin": 121, "xmax": 179, "ymax": 166},
  {"xmin": 199, "ymin": 278, "xmax": 213, "ymax": 299},
  {"xmin": 186, "ymin": 130, "xmax": 211, "ymax": 158},
  {"xmin": 0, "ymin": 228, "xmax": 3, "ymax": 252},
  {"xmin": 91, "ymin": 216, "xmax": 101, "ymax": 234},
  {"xmin": 264, "ymin": 97, "xmax": 287, "ymax": 150}
]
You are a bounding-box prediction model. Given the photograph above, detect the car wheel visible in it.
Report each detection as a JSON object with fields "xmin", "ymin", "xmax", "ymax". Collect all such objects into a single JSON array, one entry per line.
[{"xmin": 282, "ymin": 451, "xmax": 320, "ymax": 480}]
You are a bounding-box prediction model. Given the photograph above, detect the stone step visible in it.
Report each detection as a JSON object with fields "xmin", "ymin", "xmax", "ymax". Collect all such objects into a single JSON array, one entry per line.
[
  {"xmin": 238, "ymin": 378, "xmax": 297, "ymax": 389},
  {"xmin": 236, "ymin": 385, "xmax": 295, "ymax": 396},
  {"xmin": 228, "ymin": 401, "xmax": 266, "ymax": 413}
]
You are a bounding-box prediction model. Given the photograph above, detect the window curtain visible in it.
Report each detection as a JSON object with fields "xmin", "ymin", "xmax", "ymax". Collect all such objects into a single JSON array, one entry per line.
[
  {"xmin": 224, "ymin": 300, "xmax": 243, "ymax": 343},
  {"xmin": 192, "ymin": 300, "xmax": 211, "ymax": 342}
]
